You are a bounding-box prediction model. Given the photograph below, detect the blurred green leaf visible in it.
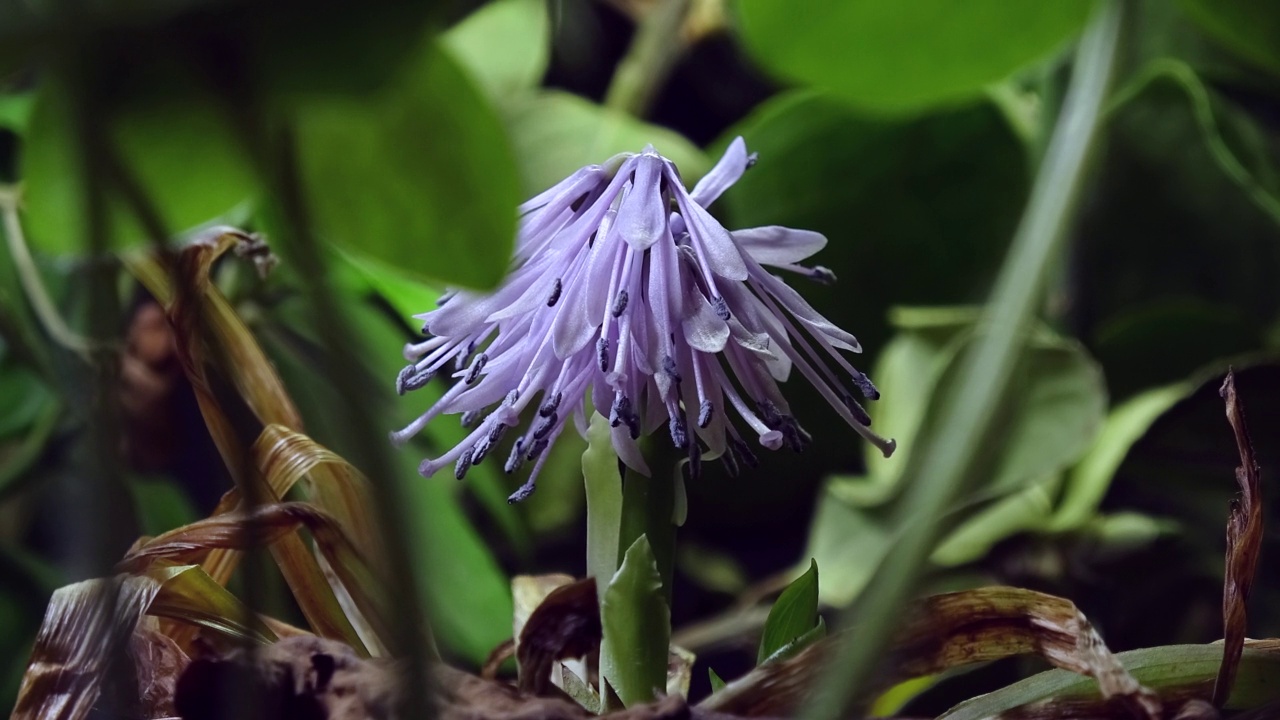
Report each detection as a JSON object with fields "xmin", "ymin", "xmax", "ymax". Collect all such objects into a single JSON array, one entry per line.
[
  {"xmin": 296, "ymin": 40, "xmax": 520, "ymax": 290},
  {"xmin": 758, "ymin": 559, "xmax": 820, "ymax": 664},
  {"xmin": 334, "ymin": 247, "xmax": 442, "ymax": 326},
  {"xmin": 443, "ymin": 0, "xmax": 550, "ymax": 101},
  {"xmin": 503, "ymin": 91, "xmax": 707, "ymax": 196},
  {"xmin": 0, "ymin": 93, "xmax": 32, "ymax": 134},
  {"xmin": 719, "ymin": 92, "xmax": 1028, "ymax": 354},
  {"xmin": 600, "ymin": 534, "xmax": 669, "ymax": 708},
  {"xmin": 0, "ymin": 362, "xmax": 53, "ymax": 439},
  {"xmin": 127, "ymin": 477, "xmax": 200, "ymax": 538},
  {"xmin": 20, "ymin": 85, "xmax": 259, "ymax": 253},
  {"xmin": 735, "ymin": 0, "xmax": 1093, "ymax": 114},
  {"xmin": 812, "ymin": 319, "xmax": 1107, "ymax": 602},
  {"xmin": 939, "ymin": 644, "xmax": 1280, "ymax": 719},
  {"xmin": 1178, "ymin": 0, "xmax": 1280, "ymax": 76},
  {"xmin": 1050, "ymin": 378, "xmax": 1199, "ymax": 531}
]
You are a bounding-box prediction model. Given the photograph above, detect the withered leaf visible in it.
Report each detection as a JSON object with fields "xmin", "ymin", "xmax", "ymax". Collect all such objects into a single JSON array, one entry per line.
[
  {"xmin": 700, "ymin": 586, "xmax": 1160, "ymax": 718},
  {"xmin": 1214, "ymin": 371, "xmax": 1264, "ymax": 706},
  {"xmin": 517, "ymin": 577, "xmax": 601, "ymax": 695}
]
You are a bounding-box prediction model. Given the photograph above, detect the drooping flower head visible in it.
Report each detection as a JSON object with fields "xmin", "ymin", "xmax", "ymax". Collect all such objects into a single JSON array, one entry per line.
[{"xmin": 392, "ymin": 138, "xmax": 895, "ymax": 502}]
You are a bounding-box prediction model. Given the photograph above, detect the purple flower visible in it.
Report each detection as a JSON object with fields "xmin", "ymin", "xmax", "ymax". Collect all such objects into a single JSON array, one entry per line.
[{"xmin": 392, "ymin": 138, "xmax": 895, "ymax": 502}]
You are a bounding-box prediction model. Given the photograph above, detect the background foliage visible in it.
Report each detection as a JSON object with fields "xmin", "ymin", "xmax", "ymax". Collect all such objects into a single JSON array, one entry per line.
[{"xmin": 2, "ymin": 0, "xmax": 1279, "ymax": 714}]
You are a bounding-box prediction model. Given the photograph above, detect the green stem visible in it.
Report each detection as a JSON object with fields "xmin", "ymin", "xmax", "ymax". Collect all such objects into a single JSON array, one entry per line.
[
  {"xmin": 603, "ymin": 0, "xmax": 691, "ymax": 117},
  {"xmin": 802, "ymin": 2, "xmax": 1128, "ymax": 717}
]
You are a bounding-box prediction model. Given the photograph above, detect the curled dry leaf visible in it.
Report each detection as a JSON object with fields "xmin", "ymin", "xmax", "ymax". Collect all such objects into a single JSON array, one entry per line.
[
  {"xmin": 119, "ymin": 501, "xmax": 390, "ymax": 649},
  {"xmin": 700, "ymin": 586, "xmax": 1160, "ymax": 718},
  {"xmin": 516, "ymin": 577, "xmax": 601, "ymax": 695},
  {"xmin": 1213, "ymin": 371, "xmax": 1264, "ymax": 707},
  {"xmin": 125, "ymin": 230, "xmax": 373, "ymax": 654},
  {"xmin": 13, "ymin": 567, "xmax": 273, "ymax": 720}
]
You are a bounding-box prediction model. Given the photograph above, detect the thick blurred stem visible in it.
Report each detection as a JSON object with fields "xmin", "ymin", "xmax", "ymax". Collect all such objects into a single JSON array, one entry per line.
[
  {"xmin": 604, "ymin": 0, "xmax": 691, "ymax": 117},
  {"xmin": 801, "ymin": 2, "xmax": 1127, "ymax": 718}
]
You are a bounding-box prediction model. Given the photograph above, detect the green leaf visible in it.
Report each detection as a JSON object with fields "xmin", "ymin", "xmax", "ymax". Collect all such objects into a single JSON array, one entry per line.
[
  {"xmin": 503, "ymin": 91, "xmax": 707, "ymax": 196},
  {"xmin": 333, "ymin": 246, "xmax": 442, "ymax": 326},
  {"xmin": 443, "ymin": 0, "xmax": 550, "ymax": 100},
  {"xmin": 718, "ymin": 92, "xmax": 1029, "ymax": 355},
  {"xmin": 708, "ymin": 667, "xmax": 726, "ymax": 693},
  {"xmin": 0, "ymin": 361, "xmax": 54, "ymax": 439},
  {"xmin": 296, "ymin": 39, "xmax": 520, "ymax": 290},
  {"xmin": 600, "ymin": 535, "xmax": 670, "ymax": 708},
  {"xmin": 1179, "ymin": 0, "xmax": 1280, "ymax": 76},
  {"xmin": 127, "ymin": 477, "xmax": 200, "ymax": 538},
  {"xmin": 758, "ymin": 559, "xmax": 820, "ymax": 664},
  {"xmin": 0, "ymin": 92, "xmax": 32, "ymax": 135},
  {"xmin": 735, "ymin": 0, "xmax": 1093, "ymax": 114},
  {"xmin": 1050, "ymin": 379, "xmax": 1198, "ymax": 531},
  {"xmin": 583, "ymin": 412, "xmax": 623, "ymax": 602},
  {"xmin": 20, "ymin": 83, "xmax": 259, "ymax": 253},
  {"xmin": 939, "ymin": 644, "xmax": 1280, "ymax": 719}
]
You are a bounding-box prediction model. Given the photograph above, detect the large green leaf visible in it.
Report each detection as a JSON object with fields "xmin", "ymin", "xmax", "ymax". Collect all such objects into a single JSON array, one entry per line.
[
  {"xmin": 1179, "ymin": 0, "xmax": 1280, "ymax": 76},
  {"xmin": 443, "ymin": 0, "xmax": 550, "ymax": 101},
  {"xmin": 600, "ymin": 535, "xmax": 670, "ymax": 708},
  {"xmin": 735, "ymin": 0, "xmax": 1093, "ymax": 114},
  {"xmin": 20, "ymin": 85, "xmax": 259, "ymax": 253},
  {"xmin": 295, "ymin": 40, "xmax": 520, "ymax": 290},
  {"xmin": 719, "ymin": 92, "xmax": 1028, "ymax": 356},
  {"xmin": 503, "ymin": 91, "xmax": 708, "ymax": 197},
  {"xmin": 758, "ymin": 559, "xmax": 821, "ymax": 663},
  {"xmin": 811, "ymin": 317, "xmax": 1107, "ymax": 603}
]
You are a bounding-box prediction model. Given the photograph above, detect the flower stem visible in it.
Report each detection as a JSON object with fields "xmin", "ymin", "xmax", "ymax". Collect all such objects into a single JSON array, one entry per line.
[
  {"xmin": 603, "ymin": 0, "xmax": 692, "ymax": 117},
  {"xmin": 802, "ymin": 1, "xmax": 1128, "ymax": 718}
]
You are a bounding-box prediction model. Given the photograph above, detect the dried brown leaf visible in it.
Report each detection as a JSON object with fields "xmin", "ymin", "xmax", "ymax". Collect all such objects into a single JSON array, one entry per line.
[
  {"xmin": 120, "ymin": 502, "xmax": 390, "ymax": 651},
  {"xmin": 13, "ymin": 567, "xmax": 272, "ymax": 720},
  {"xmin": 700, "ymin": 587, "xmax": 1160, "ymax": 718},
  {"xmin": 1214, "ymin": 371, "xmax": 1264, "ymax": 706},
  {"xmin": 124, "ymin": 232, "xmax": 368, "ymax": 654},
  {"xmin": 517, "ymin": 578, "xmax": 601, "ymax": 696}
]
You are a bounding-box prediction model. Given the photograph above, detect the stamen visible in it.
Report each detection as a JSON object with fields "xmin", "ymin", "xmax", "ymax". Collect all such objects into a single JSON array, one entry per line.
[
  {"xmin": 662, "ymin": 355, "xmax": 682, "ymax": 384},
  {"xmin": 460, "ymin": 409, "xmax": 482, "ymax": 427},
  {"xmin": 851, "ymin": 369, "xmax": 880, "ymax": 400},
  {"xmin": 539, "ymin": 393, "xmax": 562, "ymax": 417},
  {"xmin": 612, "ymin": 289, "xmax": 629, "ymax": 317},
  {"xmin": 697, "ymin": 399, "xmax": 714, "ymax": 428},
  {"xmin": 669, "ymin": 416, "xmax": 688, "ymax": 449},
  {"xmin": 454, "ymin": 447, "xmax": 474, "ymax": 480},
  {"xmin": 505, "ymin": 437, "xmax": 526, "ymax": 473},
  {"xmin": 712, "ymin": 295, "xmax": 731, "ymax": 321},
  {"xmin": 811, "ymin": 266, "xmax": 837, "ymax": 284},
  {"xmin": 546, "ymin": 278, "xmax": 563, "ymax": 307},
  {"xmin": 597, "ymin": 338, "xmax": 610, "ymax": 372},
  {"xmin": 687, "ymin": 441, "xmax": 702, "ymax": 482},
  {"xmin": 533, "ymin": 413, "xmax": 557, "ymax": 440},
  {"xmin": 465, "ymin": 353, "xmax": 488, "ymax": 384},
  {"xmin": 397, "ymin": 365, "xmax": 434, "ymax": 395}
]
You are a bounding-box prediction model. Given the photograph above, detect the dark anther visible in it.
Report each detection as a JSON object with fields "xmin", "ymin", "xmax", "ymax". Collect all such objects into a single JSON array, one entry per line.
[
  {"xmin": 540, "ymin": 393, "xmax": 562, "ymax": 417},
  {"xmin": 841, "ymin": 392, "xmax": 872, "ymax": 426},
  {"xmin": 612, "ymin": 290, "xmax": 629, "ymax": 317},
  {"xmin": 397, "ymin": 365, "xmax": 433, "ymax": 395},
  {"xmin": 533, "ymin": 413, "xmax": 557, "ymax": 440},
  {"xmin": 780, "ymin": 417, "xmax": 812, "ymax": 453},
  {"xmin": 507, "ymin": 480, "xmax": 536, "ymax": 504},
  {"xmin": 712, "ymin": 295, "xmax": 731, "ymax": 321},
  {"xmin": 810, "ymin": 266, "xmax": 837, "ymax": 285},
  {"xmin": 731, "ymin": 437, "xmax": 760, "ymax": 468},
  {"xmin": 597, "ymin": 338, "xmax": 610, "ymax": 372},
  {"xmin": 662, "ymin": 355, "xmax": 682, "ymax": 384},
  {"xmin": 505, "ymin": 437, "xmax": 526, "ymax": 473},
  {"xmin": 609, "ymin": 394, "xmax": 630, "ymax": 427},
  {"xmin": 746, "ymin": 152, "xmax": 759, "ymax": 169},
  {"xmin": 454, "ymin": 447, "xmax": 474, "ymax": 481},
  {"xmin": 687, "ymin": 442, "xmax": 702, "ymax": 482},
  {"xmin": 488, "ymin": 422, "xmax": 508, "ymax": 444},
  {"xmin": 851, "ymin": 370, "xmax": 880, "ymax": 401},
  {"xmin": 465, "ymin": 353, "xmax": 489, "ymax": 384},
  {"xmin": 757, "ymin": 399, "xmax": 784, "ymax": 427},
  {"xmin": 669, "ymin": 416, "xmax": 688, "ymax": 449},
  {"xmin": 721, "ymin": 447, "xmax": 740, "ymax": 477},
  {"xmin": 460, "ymin": 409, "xmax": 482, "ymax": 428},
  {"xmin": 697, "ymin": 399, "xmax": 714, "ymax": 428},
  {"xmin": 504, "ymin": 389, "xmax": 521, "ymax": 406},
  {"xmin": 470, "ymin": 438, "xmax": 492, "ymax": 465},
  {"xmin": 547, "ymin": 278, "xmax": 563, "ymax": 307},
  {"xmin": 525, "ymin": 437, "xmax": 549, "ymax": 461}
]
